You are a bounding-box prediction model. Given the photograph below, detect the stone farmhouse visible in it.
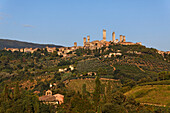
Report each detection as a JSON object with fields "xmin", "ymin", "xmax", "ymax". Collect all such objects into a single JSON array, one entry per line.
[{"xmin": 39, "ymin": 90, "xmax": 64, "ymax": 105}]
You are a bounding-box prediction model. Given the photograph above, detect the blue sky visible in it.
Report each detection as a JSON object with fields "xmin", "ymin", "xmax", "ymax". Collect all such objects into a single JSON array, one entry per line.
[{"xmin": 0, "ymin": 0, "xmax": 170, "ymax": 51}]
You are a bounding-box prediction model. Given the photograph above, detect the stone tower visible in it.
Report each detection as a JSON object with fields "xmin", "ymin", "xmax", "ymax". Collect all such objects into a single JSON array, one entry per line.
[
  {"xmin": 123, "ymin": 36, "xmax": 126, "ymax": 42},
  {"xmin": 112, "ymin": 32, "xmax": 115, "ymax": 42},
  {"xmin": 120, "ymin": 35, "xmax": 123, "ymax": 42},
  {"xmin": 83, "ymin": 37, "xmax": 86, "ymax": 46},
  {"xmin": 87, "ymin": 36, "xmax": 90, "ymax": 43},
  {"xmin": 116, "ymin": 39, "xmax": 119, "ymax": 43},
  {"xmin": 74, "ymin": 42, "xmax": 77, "ymax": 47},
  {"xmin": 103, "ymin": 29, "xmax": 106, "ymax": 41}
]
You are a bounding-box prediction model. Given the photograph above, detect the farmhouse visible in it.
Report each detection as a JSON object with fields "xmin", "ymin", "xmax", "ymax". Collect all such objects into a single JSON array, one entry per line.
[{"xmin": 39, "ymin": 90, "xmax": 64, "ymax": 105}]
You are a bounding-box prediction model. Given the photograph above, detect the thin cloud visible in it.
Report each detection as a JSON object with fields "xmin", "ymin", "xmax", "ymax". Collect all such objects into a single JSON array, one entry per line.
[
  {"xmin": 0, "ymin": 13, "xmax": 3, "ymax": 20},
  {"xmin": 23, "ymin": 24, "xmax": 34, "ymax": 28},
  {"xmin": 0, "ymin": 12, "xmax": 10, "ymax": 20}
]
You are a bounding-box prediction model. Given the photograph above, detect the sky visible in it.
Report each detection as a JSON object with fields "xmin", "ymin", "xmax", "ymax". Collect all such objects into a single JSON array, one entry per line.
[{"xmin": 0, "ymin": 0, "xmax": 170, "ymax": 51}]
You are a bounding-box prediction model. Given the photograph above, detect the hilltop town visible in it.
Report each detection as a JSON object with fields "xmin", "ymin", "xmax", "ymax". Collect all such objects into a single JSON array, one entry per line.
[{"xmin": 4, "ymin": 29, "xmax": 170, "ymax": 58}]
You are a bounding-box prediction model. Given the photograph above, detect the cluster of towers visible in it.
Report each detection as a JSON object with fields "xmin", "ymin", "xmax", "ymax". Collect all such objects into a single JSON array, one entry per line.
[
  {"xmin": 82, "ymin": 29, "xmax": 126, "ymax": 46},
  {"xmin": 73, "ymin": 29, "xmax": 130, "ymax": 48},
  {"xmin": 82, "ymin": 36, "xmax": 91, "ymax": 47},
  {"xmin": 111, "ymin": 30, "xmax": 126, "ymax": 43}
]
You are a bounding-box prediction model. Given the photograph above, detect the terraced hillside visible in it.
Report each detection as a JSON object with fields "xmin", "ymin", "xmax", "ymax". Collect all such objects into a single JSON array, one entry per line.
[
  {"xmin": 66, "ymin": 78, "xmax": 121, "ymax": 93},
  {"xmin": 77, "ymin": 58, "xmax": 114, "ymax": 76},
  {"xmin": 124, "ymin": 84, "xmax": 170, "ymax": 106}
]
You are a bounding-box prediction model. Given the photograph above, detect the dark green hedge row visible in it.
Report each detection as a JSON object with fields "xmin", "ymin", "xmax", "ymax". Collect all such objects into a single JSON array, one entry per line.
[{"xmin": 139, "ymin": 80, "xmax": 170, "ymax": 86}]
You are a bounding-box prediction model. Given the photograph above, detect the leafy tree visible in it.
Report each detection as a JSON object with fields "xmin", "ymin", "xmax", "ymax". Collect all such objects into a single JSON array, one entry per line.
[
  {"xmin": 102, "ymin": 103, "xmax": 126, "ymax": 113},
  {"xmin": 158, "ymin": 71, "xmax": 170, "ymax": 80},
  {"xmin": 39, "ymin": 103, "xmax": 55, "ymax": 113},
  {"xmin": 0, "ymin": 84, "xmax": 44, "ymax": 113},
  {"xmin": 54, "ymin": 72, "xmax": 61, "ymax": 80},
  {"xmin": 68, "ymin": 93, "xmax": 94, "ymax": 113}
]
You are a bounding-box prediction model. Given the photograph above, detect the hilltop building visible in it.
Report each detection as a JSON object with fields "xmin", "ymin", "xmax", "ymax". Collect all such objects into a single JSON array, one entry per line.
[
  {"xmin": 4, "ymin": 29, "xmax": 144, "ymax": 57},
  {"xmin": 82, "ymin": 29, "xmax": 142, "ymax": 50}
]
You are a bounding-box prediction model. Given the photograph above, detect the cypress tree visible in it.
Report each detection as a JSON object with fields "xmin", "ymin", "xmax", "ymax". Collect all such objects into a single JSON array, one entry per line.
[
  {"xmin": 33, "ymin": 95, "xmax": 40, "ymax": 113},
  {"xmin": 106, "ymin": 81, "xmax": 112, "ymax": 103},
  {"xmin": 82, "ymin": 84, "xmax": 86, "ymax": 98},
  {"xmin": 93, "ymin": 76, "xmax": 101, "ymax": 110},
  {"xmin": 14, "ymin": 82, "xmax": 20, "ymax": 99},
  {"xmin": 2, "ymin": 84, "xmax": 9, "ymax": 101}
]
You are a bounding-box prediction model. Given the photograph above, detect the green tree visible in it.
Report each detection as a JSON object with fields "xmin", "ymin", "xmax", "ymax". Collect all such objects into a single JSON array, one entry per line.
[
  {"xmin": 82, "ymin": 84, "xmax": 86, "ymax": 98},
  {"xmin": 1, "ymin": 84, "xmax": 10, "ymax": 101},
  {"xmin": 102, "ymin": 103, "xmax": 126, "ymax": 113},
  {"xmin": 69, "ymin": 93, "xmax": 94, "ymax": 113},
  {"xmin": 33, "ymin": 95, "xmax": 40, "ymax": 113},
  {"xmin": 106, "ymin": 81, "xmax": 112, "ymax": 103},
  {"xmin": 14, "ymin": 82, "xmax": 20, "ymax": 99},
  {"xmin": 93, "ymin": 76, "xmax": 101, "ymax": 110},
  {"xmin": 158, "ymin": 71, "xmax": 170, "ymax": 80}
]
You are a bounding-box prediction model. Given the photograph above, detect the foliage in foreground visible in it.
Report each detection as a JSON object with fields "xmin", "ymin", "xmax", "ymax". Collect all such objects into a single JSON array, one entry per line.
[{"xmin": 0, "ymin": 83, "xmax": 55, "ymax": 113}]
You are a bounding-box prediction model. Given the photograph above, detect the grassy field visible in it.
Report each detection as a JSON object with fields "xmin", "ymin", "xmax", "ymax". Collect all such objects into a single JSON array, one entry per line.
[
  {"xmin": 66, "ymin": 78, "xmax": 121, "ymax": 93},
  {"xmin": 124, "ymin": 85, "xmax": 170, "ymax": 106}
]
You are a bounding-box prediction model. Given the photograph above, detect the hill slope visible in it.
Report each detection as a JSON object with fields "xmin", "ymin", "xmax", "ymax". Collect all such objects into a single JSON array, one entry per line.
[
  {"xmin": 124, "ymin": 84, "xmax": 170, "ymax": 106},
  {"xmin": 0, "ymin": 39, "xmax": 63, "ymax": 49},
  {"xmin": 65, "ymin": 78, "xmax": 121, "ymax": 93}
]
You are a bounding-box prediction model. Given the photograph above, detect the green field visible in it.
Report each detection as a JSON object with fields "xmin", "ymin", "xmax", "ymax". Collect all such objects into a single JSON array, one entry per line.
[
  {"xmin": 124, "ymin": 85, "xmax": 170, "ymax": 106},
  {"xmin": 66, "ymin": 78, "xmax": 121, "ymax": 93}
]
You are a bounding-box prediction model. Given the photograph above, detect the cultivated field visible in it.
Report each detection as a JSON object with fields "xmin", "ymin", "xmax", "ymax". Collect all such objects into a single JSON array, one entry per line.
[{"xmin": 125, "ymin": 85, "xmax": 170, "ymax": 106}]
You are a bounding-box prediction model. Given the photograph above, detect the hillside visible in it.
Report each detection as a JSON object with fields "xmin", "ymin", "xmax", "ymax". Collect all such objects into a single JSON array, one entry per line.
[
  {"xmin": 65, "ymin": 78, "xmax": 121, "ymax": 93},
  {"xmin": 75, "ymin": 44, "xmax": 170, "ymax": 82},
  {"xmin": 0, "ymin": 39, "xmax": 63, "ymax": 49},
  {"xmin": 0, "ymin": 42, "xmax": 169, "ymax": 112},
  {"xmin": 124, "ymin": 84, "xmax": 170, "ymax": 106},
  {"xmin": 0, "ymin": 44, "xmax": 169, "ymax": 90}
]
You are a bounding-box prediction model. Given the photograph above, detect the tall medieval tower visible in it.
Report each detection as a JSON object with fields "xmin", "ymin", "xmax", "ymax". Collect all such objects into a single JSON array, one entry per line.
[
  {"xmin": 123, "ymin": 36, "xmax": 126, "ymax": 42},
  {"xmin": 74, "ymin": 42, "xmax": 77, "ymax": 47},
  {"xmin": 120, "ymin": 35, "xmax": 123, "ymax": 42},
  {"xmin": 103, "ymin": 29, "xmax": 106, "ymax": 41},
  {"xmin": 112, "ymin": 32, "xmax": 115, "ymax": 42},
  {"xmin": 87, "ymin": 36, "xmax": 90, "ymax": 43},
  {"xmin": 83, "ymin": 37, "xmax": 86, "ymax": 46}
]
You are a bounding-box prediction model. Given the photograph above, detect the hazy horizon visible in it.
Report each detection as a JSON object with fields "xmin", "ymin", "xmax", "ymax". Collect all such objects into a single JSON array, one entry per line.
[{"xmin": 0, "ymin": 0, "xmax": 170, "ymax": 51}]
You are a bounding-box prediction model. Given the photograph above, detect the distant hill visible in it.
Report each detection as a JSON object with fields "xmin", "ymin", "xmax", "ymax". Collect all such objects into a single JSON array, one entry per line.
[{"xmin": 0, "ymin": 39, "xmax": 63, "ymax": 49}]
